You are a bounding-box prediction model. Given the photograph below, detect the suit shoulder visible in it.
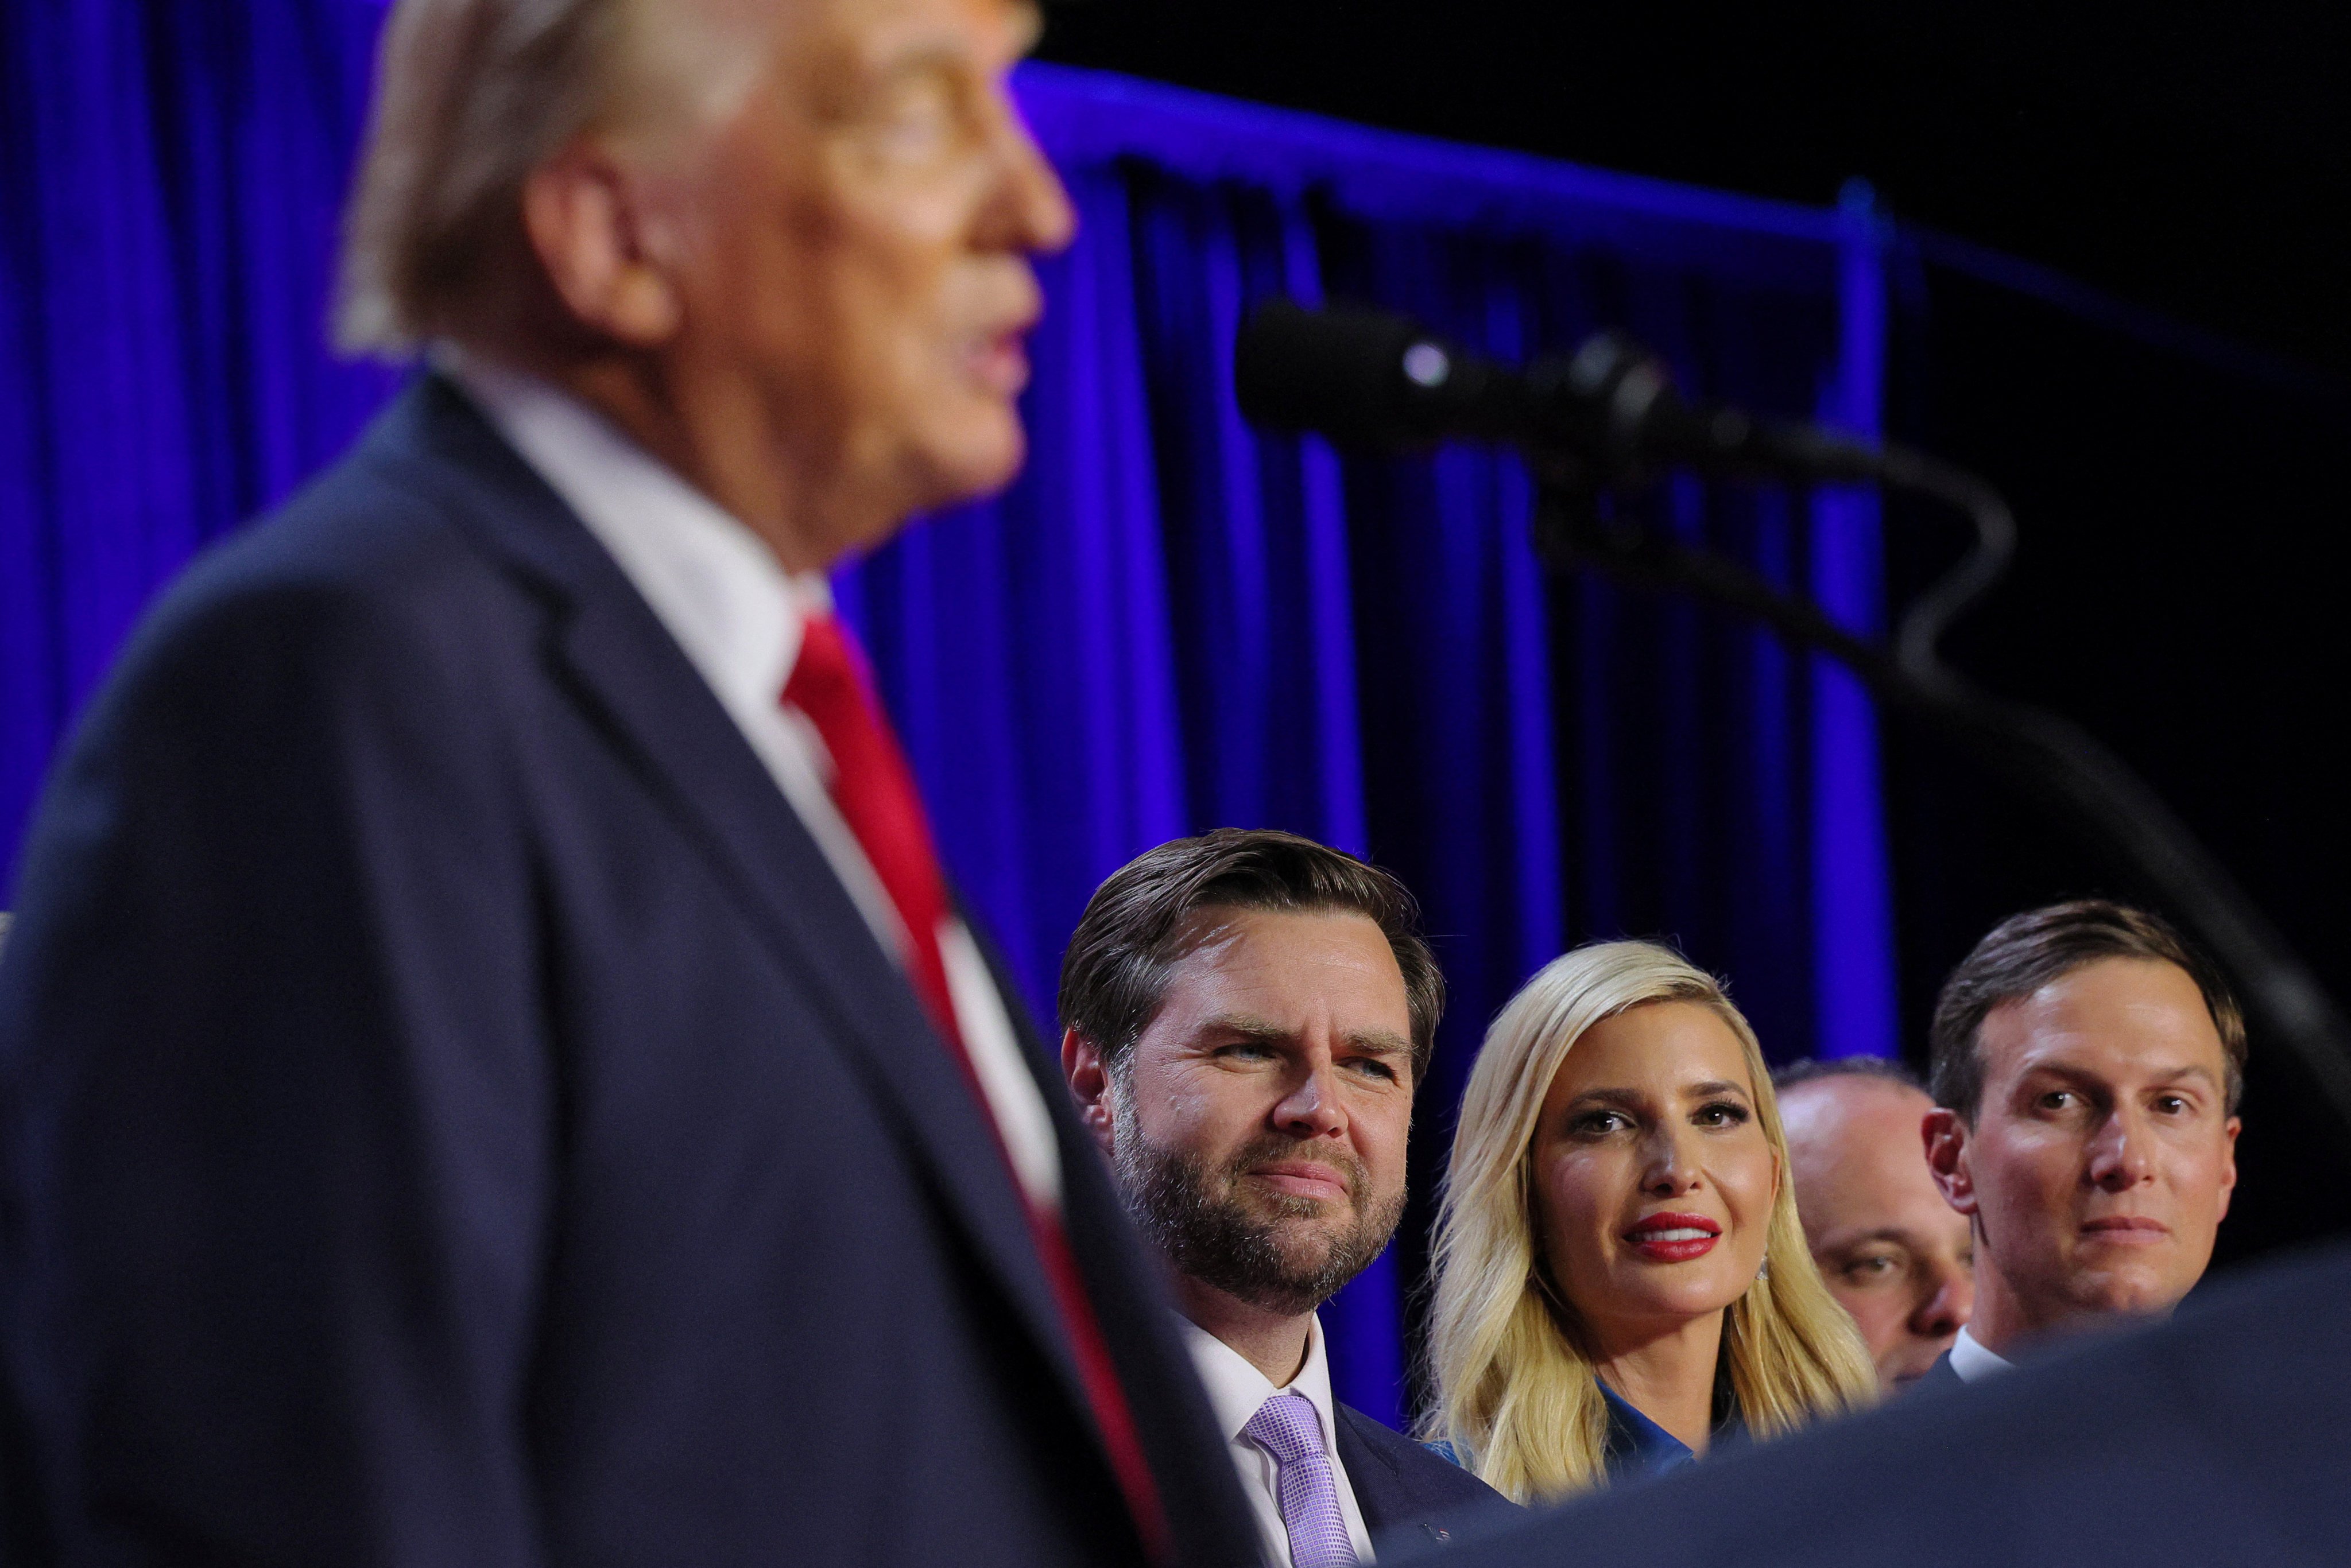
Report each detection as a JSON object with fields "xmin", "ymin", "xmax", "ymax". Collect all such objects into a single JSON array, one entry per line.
[
  {"xmin": 110, "ymin": 421, "xmax": 557, "ymax": 736},
  {"xmin": 173, "ymin": 436, "xmax": 521, "ymax": 633},
  {"xmin": 1335, "ymin": 1403, "xmax": 1509, "ymax": 1507}
]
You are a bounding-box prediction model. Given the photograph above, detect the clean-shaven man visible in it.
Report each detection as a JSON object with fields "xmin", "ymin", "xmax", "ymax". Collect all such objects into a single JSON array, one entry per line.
[
  {"xmin": 1774, "ymin": 1057, "xmax": 1974, "ymax": 1391},
  {"xmin": 1916, "ymin": 900, "xmax": 2243, "ymax": 1387},
  {"xmin": 1063, "ymin": 830, "xmax": 1512, "ymax": 1563}
]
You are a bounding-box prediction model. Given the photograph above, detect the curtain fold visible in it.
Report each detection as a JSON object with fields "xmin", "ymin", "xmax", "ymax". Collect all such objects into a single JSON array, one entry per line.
[{"xmin": 0, "ymin": 23, "xmax": 1896, "ymax": 1430}]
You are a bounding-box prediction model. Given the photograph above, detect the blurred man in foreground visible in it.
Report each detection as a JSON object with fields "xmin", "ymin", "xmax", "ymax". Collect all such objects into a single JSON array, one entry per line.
[
  {"xmin": 0, "ymin": 2, "xmax": 1259, "ymax": 1565},
  {"xmin": 1773, "ymin": 1057, "xmax": 1973, "ymax": 1391},
  {"xmin": 1918, "ymin": 899, "xmax": 2242, "ymax": 1386},
  {"xmin": 1063, "ymin": 830, "xmax": 1510, "ymax": 1562}
]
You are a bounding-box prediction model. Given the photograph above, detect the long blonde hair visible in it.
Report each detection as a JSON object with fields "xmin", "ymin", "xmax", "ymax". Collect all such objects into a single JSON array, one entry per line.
[{"xmin": 1423, "ymin": 940, "xmax": 1875, "ymax": 1503}]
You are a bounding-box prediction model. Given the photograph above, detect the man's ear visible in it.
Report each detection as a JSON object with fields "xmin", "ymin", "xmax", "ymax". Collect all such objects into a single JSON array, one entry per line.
[
  {"xmin": 1922, "ymin": 1105, "xmax": 1977, "ymax": 1216},
  {"xmin": 1061, "ymin": 1027, "xmax": 1117, "ymax": 1158},
  {"xmin": 2217, "ymin": 1113, "xmax": 2242, "ymax": 1221},
  {"xmin": 520, "ymin": 141, "xmax": 684, "ymax": 347}
]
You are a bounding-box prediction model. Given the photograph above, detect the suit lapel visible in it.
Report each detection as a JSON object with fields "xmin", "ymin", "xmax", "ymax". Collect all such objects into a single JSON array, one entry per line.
[
  {"xmin": 366, "ymin": 377, "xmax": 1085, "ymax": 1410},
  {"xmin": 1331, "ymin": 1406, "xmax": 1404, "ymax": 1534}
]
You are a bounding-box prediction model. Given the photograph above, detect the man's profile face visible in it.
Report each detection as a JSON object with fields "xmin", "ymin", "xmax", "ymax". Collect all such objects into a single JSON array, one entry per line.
[
  {"xmin": 1780, "ymin": 1076, "xmax": 1973, "ymax": 1390},
  {"xmin": 1094, "ymin": 908, "xmax": 1415, "ymax": 1316},
  {"xmin": 663, "ymin": 0, "xmax": 1072, "ymax": 560},
  {"xmin": 1935, "ymin": 957, "xmax": 2240, "ymax": 1341}
]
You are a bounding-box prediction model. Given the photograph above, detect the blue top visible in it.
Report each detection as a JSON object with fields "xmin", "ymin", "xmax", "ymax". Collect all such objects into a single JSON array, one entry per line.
[
  {"xmin": 1423, "ymin": 1385, "xmax": 1740, "ymax": 1489},
  {"xmin": 1599, "ymin": 1383, "xmax": 1746, "ymax": 1484},
  {"xmin": 1598, "ymin": 1385, "xmax": 1697, "ymax": 1481}
]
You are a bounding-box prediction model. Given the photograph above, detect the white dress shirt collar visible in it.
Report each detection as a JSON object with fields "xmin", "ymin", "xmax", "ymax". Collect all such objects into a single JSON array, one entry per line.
[
  {"xmin": 1947, "ymin": 1324, "xmax": 2016, "ymax": 1383},
  {"xmin": 1183, "ymin": 1314, "xmax": 1346, "ymax": 1450},
  {"xmin": 439, "ymin": 348, "xmax": 831, "ymax": 716},
  {"xmin": 1180, "ymin": 1313, "xmax": 1376, "ymax": 1564}
]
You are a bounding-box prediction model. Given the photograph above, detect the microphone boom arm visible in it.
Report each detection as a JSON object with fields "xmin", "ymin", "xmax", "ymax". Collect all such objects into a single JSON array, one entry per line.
[{"xmin": 1532, "ymin": 453, "xmax": 2351, "ymax": 1135}]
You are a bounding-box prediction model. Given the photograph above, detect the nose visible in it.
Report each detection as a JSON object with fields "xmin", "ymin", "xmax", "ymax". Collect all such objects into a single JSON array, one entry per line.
[
  {"xmin": 1910, "ymin": 1259, "xmax": 1972, "ymax": 1340},
  {"xmin": 979, "ymin": 87, "xmax": 1076, "ymax": 255},
  {"xmin": 1639, "ymin": 1124, "xmax": 1702, "ymax": 1198},
  {"xmin": 1272, "ymin": 1059, "xmax": 1349, "ymax": 1140},
  {"xmin": 2086, "ymin": 1107, "xmax": 2156, "ymax": 1192}
]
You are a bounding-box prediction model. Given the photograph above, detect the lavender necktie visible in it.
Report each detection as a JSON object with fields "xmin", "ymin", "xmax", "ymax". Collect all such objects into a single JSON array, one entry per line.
[{"xmin": 1244, "ymin": 1392, "xmax": 1360, "ymax": 1567}]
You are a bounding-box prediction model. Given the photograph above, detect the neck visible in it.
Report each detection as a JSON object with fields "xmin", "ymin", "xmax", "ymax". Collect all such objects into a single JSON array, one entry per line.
[
  {"xmin": 1174, "ymin": 1275, "xmax": 1315, "ymax": 1387},
  {"xmin": 1589, "ymin": 1309, "xmax": 1725, "ymax": 1454},
  {"xmin": 465, "ymin": 333, "xmax": 853, "ymax": 576}
]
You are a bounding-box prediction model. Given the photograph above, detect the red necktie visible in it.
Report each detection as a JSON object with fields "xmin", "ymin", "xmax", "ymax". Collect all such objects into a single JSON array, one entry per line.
[{"xmin": 782, "ymin": 611, "xmax": 1168, "ymax": 1561}]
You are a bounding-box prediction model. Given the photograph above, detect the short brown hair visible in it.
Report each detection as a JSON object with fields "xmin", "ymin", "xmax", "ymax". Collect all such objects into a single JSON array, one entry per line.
[
  {"xmin": 1058, "ymin": 829, "xmax": 1443, "ymax": 1078},
  {"xmin": 1928, "ymin": 899, "xmax": 2247, "ymax": 1121}
]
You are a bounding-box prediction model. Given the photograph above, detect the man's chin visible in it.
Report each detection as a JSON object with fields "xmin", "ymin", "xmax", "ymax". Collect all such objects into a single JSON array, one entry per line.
[
  {"xmin": 903, "ymin": 414, "xmax": 1027, "ymax": 516},
  {"xmin": 2068, "ymin": 1259, "xmax": 2199, "ymax": 1321}
]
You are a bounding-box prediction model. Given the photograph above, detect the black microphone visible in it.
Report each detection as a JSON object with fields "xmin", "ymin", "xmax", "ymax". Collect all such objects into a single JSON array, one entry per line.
[{"xmin": 1233, "ymin": 298, "xmax": 1881, "ymax": 483}]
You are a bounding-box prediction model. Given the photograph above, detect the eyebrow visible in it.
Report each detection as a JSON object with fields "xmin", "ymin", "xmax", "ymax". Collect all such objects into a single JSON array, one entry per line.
[
  {"xmin": 1199, "ymin": 1016, "xmax": 1413, "ymax": 1057},
  {"xmin": 2018, "ymin": 1062, "xmax": 2220, "ymax": 1089},
  {"xmin": 1567, "ymin": 1079, "xmax": 1750, "ymax": 1111},
  {"xmin": 869, "ymin": 2, "xmax": 1044, "ymax": 80},
  {"xmin": 1827, "ymin": 1227, "xmax": 1919, "ymax": 1249}
]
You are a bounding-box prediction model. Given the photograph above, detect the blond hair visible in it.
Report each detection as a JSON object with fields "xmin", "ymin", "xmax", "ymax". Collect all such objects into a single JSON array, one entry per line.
[
  {"xmin": 1423, "ymin": 940, "xmax": 1875, "ymax": 1503},
  {"xmin": 334, "ymin": 0, "xmax": 767, "ymax": 354}
]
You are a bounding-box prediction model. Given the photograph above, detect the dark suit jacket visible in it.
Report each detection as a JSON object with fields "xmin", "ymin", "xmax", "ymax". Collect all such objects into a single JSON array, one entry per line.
[
  {"xmin": 1334, "ymin": 1403, "xmax": 1517, "ymax": 1550},
  {"xmin": 0, "ymin": 377, "xmax": 1259, "ymax": 1568},
  {"xmin": 1910, "ymin": 1349, "xmax": 1965, "ymax": 1395},
  {"xmin": 1412, "ymin": 1242, "xmax": 2351, "ymax": 1568}
]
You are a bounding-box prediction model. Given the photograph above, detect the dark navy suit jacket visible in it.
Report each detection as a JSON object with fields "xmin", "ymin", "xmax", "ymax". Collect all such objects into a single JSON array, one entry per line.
[
  {"xmin": 0, "ymin": 378, "xmax": 1260, "ymax": 1568},
  {"xmin": 1409, "ymin": 1243, "xmax": 2351, "ymax": 1567},
  {"xmin": 1333, "ymin": 1403, "xmax": 1516, "ymax": 1551},
  {"xmin": 1911, "ymin": 1349, "xmax": 1966, "ymax": 1395}
]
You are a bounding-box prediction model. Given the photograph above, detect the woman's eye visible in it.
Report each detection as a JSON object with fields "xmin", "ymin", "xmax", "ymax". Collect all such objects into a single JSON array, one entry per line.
[
  {"xmin": 1694, "ymin": 1101, "xmax": 1749, "ymax": 1127},
  {"xmin": 1570, "ymin": 1110, "xmax": 1628, "ymax": 1136},
  {"xmin": 1842, "ymin": 1253, "xmax": 1899, "ymax": 1281}
]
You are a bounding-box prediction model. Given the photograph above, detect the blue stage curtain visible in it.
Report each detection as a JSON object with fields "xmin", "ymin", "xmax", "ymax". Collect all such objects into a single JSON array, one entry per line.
[{"xmin": 0, "ymin": 13, "xmax": 1896, "ymax": 1432}]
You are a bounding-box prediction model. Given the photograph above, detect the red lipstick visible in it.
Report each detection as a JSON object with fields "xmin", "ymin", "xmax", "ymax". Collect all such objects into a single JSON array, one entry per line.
[{"xmin": 1623, "ymin": 1211, "xmax": 1722, "ymax": 1263}]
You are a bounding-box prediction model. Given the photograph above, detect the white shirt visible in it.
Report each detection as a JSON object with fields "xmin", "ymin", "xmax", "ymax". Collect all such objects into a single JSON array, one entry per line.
[
  {"xmin": 446, "ymin": 353, "xmax": 1063, "ymax": 1210},
  {"xmin": 1180, "ymin": 1315, "xmax": 1376, "ymax": 1566},
  {"xmin": 1946, "ymin": 1325, "xmax": 2016, "ymax": 1383}
]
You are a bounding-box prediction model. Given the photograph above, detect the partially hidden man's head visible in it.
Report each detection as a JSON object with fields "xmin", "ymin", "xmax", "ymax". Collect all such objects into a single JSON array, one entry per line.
[
  {"xmin": 338, "ymin": 0, "xmax": 1073, "ymax": 566},
  {"xmin": 1059, "ymin": 830, "xmax": 1442, "ymax": 1318},
  {"xmin": 1923, "ymin": 900, "xmax": 2244, "ymax": 1344},
  {"xmin": 1773, "ymin": 1057, "xmax": 1973, "ymax": 1392}
]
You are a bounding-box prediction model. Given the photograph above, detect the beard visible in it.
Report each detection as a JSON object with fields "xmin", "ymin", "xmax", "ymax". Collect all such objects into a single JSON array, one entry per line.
[{"xmin": 1112, "ymin": 1111, "xmax": 1408, "ymax": 1318}]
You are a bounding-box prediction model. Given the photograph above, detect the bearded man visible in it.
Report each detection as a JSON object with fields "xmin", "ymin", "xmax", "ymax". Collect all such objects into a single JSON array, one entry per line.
[{"xmin": 1062, "ymin": 830, "xmax": 1511, "ymax": 1565}]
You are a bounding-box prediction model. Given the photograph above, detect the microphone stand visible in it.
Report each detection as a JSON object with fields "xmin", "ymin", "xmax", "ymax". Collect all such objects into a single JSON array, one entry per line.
[{"xmin": 1526, "ymin": 449, "xmax": 2351, "ymax": 1135}]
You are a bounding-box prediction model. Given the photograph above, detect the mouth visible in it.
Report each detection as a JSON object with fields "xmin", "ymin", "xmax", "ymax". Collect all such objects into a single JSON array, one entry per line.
[
  {"xmin": 1622, "ymin": 1212, "xmax": 1722, "ymax": 1263},
  {"xmin": 965, "ymin": 316, "xmax": 1038, "ymax": 399},
  {"xmin": 2079, "ymin": 1216, "xmax": 2171, "ymax": 1244},
  {"xmin": 1246, "ymin": 1161, "xmax": 1354, "ymax": 1205}
]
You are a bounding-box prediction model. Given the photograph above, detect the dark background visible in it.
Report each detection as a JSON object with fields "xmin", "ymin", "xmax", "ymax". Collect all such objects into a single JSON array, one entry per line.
[{"xmin": 1038, "ymin": 2, "xmax": 2351, "ymax": 1271}]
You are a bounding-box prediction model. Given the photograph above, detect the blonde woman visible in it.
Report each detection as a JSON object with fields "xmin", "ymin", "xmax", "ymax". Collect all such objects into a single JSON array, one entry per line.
[{"xmin": 1424, "ymin": 940, "xmax": 1876, "ymax": 1503}]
